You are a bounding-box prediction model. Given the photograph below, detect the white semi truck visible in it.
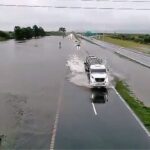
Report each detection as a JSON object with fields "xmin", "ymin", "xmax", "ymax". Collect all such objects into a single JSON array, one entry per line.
[{"xmin": 84, "ymin": 56, "xmax": 109, "ymax": 88}]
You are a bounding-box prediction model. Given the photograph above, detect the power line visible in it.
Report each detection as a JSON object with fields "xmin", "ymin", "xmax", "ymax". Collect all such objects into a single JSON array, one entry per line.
[
  {"xmin": 48, "ymin": 0, "xmax": 150, "ymax": 2},
  {"xmin": 50, "ymin": 0, "xmax": 150, "ymax": 1},
  {"xmin": 0, "ymin": 4, "xmax": 150, "ymax": 10},
  {"xmin": 111, "ymin": 0, "xmax": 150, "ymax": 1}
]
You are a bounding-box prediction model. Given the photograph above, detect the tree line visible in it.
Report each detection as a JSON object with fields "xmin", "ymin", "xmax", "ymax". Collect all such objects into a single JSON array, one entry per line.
[
  {"xmin": 14, "ymin": 25, "xmax": 46, "ymax": 40},
  {"xmin": 0, "ymin": 26, "xmax": 67, "ymax": 41},
  {"xmin": 109, "ymin": 33, "xmax": 150, "ymax": 44},
  {"xmin": 0, "ymin": 31, "xmax": 10, "ymax": 39},
  {"xmin": 0, "ymin": 31, "xmax": 13, "ymax": 41}
]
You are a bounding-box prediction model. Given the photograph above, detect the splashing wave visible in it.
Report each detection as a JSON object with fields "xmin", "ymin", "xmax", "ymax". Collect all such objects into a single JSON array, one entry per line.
[{"xmin": 66, "ymin": 54, "xmax": 90, "ymax": 88}]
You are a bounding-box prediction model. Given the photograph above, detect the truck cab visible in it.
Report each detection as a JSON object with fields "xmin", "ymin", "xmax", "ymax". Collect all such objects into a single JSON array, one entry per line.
[{"xmin": 84, "ymin": 56, "xmax": 109, "ymax": 88}]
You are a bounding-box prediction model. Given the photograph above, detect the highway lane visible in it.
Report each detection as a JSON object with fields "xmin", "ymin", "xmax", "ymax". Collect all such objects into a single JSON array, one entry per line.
[
  {"xmin": 79, "ymin": 38, "xmax": 150, "ymax": 106},
  {"xmin": 53, "ymin": 39, "xmax": 150, "ymax": 149},
  {"xmin": 55, "ymin": 81, "xmax": 150, "ymax": 149}
]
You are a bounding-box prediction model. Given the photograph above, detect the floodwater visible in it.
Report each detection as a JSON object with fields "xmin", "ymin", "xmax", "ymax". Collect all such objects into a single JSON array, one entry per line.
[
  {"xmin": 0, "ymin": 36, "xmax": 150, "ymax": 149},
  {"xmin": 0, "ymin": 36, "xmax": 75, "ymax": 149}
]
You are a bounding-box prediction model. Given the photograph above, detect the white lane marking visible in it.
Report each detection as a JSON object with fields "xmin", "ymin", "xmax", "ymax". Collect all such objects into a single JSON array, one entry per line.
[
  {"xmin": 112, "ymin": 87, "xmax": 150, "ymax": 137},
  {"xmin": 50, "ymin": 83, "xmax": 64, "ymax": 150},
  {"xmin": 92, "ymin": 102, "xmax": 97, "ymax": 115}
]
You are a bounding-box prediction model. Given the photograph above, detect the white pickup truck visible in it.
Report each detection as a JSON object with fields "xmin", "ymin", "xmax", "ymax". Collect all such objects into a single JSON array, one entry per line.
[{"xmin": 84, "ymin": 56, "xmax": 109, "ymax": 88}]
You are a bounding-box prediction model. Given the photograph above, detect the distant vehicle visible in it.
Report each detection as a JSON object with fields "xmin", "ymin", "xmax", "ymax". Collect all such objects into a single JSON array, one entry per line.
[
  {"xmin": 76, "ymin": 42, "xmax": 81, "ymax": 49},
  {"xmin": 84, "ymin": 56, "xmax": 109, "ymax": 88}
]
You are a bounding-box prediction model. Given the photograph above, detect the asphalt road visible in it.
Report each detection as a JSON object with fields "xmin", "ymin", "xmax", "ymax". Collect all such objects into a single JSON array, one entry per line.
[
  {"xmin": 80, "ymin": 37, "xmax": 150, "ymax": 106},
  {"xmin": 55, "ymin": 82, "xmax": 150, "ymax": 149},
  {"xmin": 0, "ymin": 36, "xmax": 150, "ymax": 149},
  {"xmin": 88, "ymin": 36, "xmax": 150, "ymax": 68}
]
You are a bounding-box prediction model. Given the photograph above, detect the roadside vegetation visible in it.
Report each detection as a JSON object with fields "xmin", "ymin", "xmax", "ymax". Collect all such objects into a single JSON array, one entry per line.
[
  {"xmin": 0, "ymin": 31, "xmax": 13, "ymax": 41},
  {"xmin": 0, "ymin": 26, "xmax": 66, "ymax": 41},
  {"xmin": 96, "ymin": 34, "xmax": 150, "ymax": 54},
  {"xmin": 109, "ymin": 34, "xmax": 150, "ymax": 44},
  {"xmin": 116, "ymin": 80, "xmax": 150, "ymax": 131},
  {"xmin": 14, "ymin": 25, "xmax": 46, "ymax": 40}
]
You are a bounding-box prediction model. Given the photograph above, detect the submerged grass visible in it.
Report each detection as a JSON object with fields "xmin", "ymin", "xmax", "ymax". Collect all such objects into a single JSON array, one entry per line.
[{"xmin": 115, "ymin": 80, "xmax": 150, "ymax": 131}]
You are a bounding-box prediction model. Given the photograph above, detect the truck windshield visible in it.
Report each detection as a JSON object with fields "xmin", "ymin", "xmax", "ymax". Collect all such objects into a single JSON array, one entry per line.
[{"xmin": 91, "ymin": 69, "xmax": 106, "ymax": 73}]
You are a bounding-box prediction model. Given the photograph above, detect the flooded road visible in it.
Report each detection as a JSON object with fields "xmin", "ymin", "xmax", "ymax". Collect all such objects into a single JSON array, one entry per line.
[
  {"xmin": 0, "ymin": 37, "xmax": 75, "ymax": 149},
  {"xmin": 0, "ymin": 36, "xmax": 150, "ymax": 149},
  {"xmin": 80, "ymin": 38, "xmax": 150, "ymax": 106}
]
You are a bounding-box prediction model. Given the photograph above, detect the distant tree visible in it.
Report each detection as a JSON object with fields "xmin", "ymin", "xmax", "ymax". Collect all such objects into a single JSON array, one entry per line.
[
  {"xmin": 143, "ymin": 35, "xmax": 150, "ymax": 43},
  {"xmin": 59, "ymin": 27, "xmax": 66, "ymax": 33},
  {"xmin": 25, "ymin": 27, "xmax": 33, "ymax": 39},
  {"xmin": 39, "ymin": 27, "xmax": 46, "ymax": 36},
  {"xmin": 110, "ymin": 33, "xmax": 150, "ymax": 44},
  {"xmin": 14, "ymin": 25, "xmax": 46, "ymax": 40},
  {"xmin": 14, "ymin": 26, "xmax": 24, "ymax": 40},
  {"xmin": 33, "ymin": 25, "xmax": 39, "ymax": 38},
  {"xmin": 8, "ymin": 31, "xmax": 14, "ymax": 39},
  {"xmin": 0, "ymin": 30, "xmax": 10, "ymax": 39}
]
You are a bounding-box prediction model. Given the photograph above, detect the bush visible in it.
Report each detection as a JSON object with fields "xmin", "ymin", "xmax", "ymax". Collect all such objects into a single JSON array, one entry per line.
[
  {"xmin": 14, "ymin": 25, "xmax": 46, "ymax": 40},
  {"xmin": 109, "ymin": 34, "xmax": 150, "ymax": 44},
  {"xmin": 0, "ymin": 31, "xmax": 10, "ymax": 39}
]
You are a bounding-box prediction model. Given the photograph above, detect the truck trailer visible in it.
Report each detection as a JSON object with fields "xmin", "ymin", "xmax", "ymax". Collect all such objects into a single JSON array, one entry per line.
[{"xmin": 84, "ymin": 56, "xmax": 109, "ymax": 88}]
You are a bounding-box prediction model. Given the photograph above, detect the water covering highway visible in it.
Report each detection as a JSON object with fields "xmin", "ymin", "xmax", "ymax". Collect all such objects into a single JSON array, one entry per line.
[
  {"xmin": 80, "ymin": 35, "xmax": 150, "ymax": 107},
  {"xmin": 0, "ymin": 36, "xmax": 149, "ymax": 149}
]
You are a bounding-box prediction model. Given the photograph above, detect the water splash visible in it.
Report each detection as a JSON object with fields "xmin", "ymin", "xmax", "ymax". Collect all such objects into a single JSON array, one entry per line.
[
  {"xmin": 66, "ymin": 53, "xmax": 117, "ymax": 89},
  {"xmin": 66, "ymin": 54, "xmax": 90, "ymax": 88},
  {"xmin": 66, "ymin": 54, "xmax": 84, "ymax": 73}
]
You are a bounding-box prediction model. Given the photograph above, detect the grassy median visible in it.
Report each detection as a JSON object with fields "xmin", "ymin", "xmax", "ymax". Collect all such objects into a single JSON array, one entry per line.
[
  {"xmin": 98, "ymin": 36, "xmax": 150, "ymax": 54},
  {"xmin": 115, "ymin": 80, "xmax": 150, "ymax": 131}
]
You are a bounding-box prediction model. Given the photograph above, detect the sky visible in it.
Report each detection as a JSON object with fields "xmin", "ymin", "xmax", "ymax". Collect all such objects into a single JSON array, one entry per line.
[{"xmin": 0, "ymin": 0, "xmax": 150, "ymax": 33}]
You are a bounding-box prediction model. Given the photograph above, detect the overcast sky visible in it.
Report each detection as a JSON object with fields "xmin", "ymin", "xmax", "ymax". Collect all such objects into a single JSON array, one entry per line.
[{"xmin": 0, "ymin": 0, "xmax": 150, "ymax": 33}]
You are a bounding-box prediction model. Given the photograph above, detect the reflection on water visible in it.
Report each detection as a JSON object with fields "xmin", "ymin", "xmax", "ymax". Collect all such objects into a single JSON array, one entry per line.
[
  {"xmin": 91, "ymin": 88, "xmax": 108, "ymax": 104},
  {"xmin": 17, "ymin": 40, "xmax": 26, "ymax": 43}
]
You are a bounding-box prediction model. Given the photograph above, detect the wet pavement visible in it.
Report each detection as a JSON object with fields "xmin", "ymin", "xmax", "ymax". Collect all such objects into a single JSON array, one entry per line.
[
  {"xmin": 0, "ymin": 36, "xmax": 150, "ymax": 149},
  {"xmin": 55, "ymin": 82, "xmax": 150, "ymax": 149},
  {"xmin": 81, "ymin": 35, "xmax": 150, "ymax": 68},
  {"xmin": 80, "ymin": 37, "xmax": 150, "ymax": 106}
]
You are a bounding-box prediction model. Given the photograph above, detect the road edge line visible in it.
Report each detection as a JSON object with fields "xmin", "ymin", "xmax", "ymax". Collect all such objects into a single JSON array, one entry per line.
[
  {"xmin": 50, "ymin": 82, "xmax": 64, "ymax": 150},
  {"xmin": 112, "ymin": 87, "xmax": 150, "ymax": 137}
]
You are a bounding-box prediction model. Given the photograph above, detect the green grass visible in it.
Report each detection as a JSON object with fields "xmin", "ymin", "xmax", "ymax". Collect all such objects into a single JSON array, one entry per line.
[
  {"xmin": 98, "ymin": 36, "xmax": 150, "ymax": 54},
  {"xmin": 116, "ymin": 80, "xmax": 150, "ymax": 131},
  {"xmin": 0, "ymin": 36, "xmax": 7, "ymax": 41}
]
